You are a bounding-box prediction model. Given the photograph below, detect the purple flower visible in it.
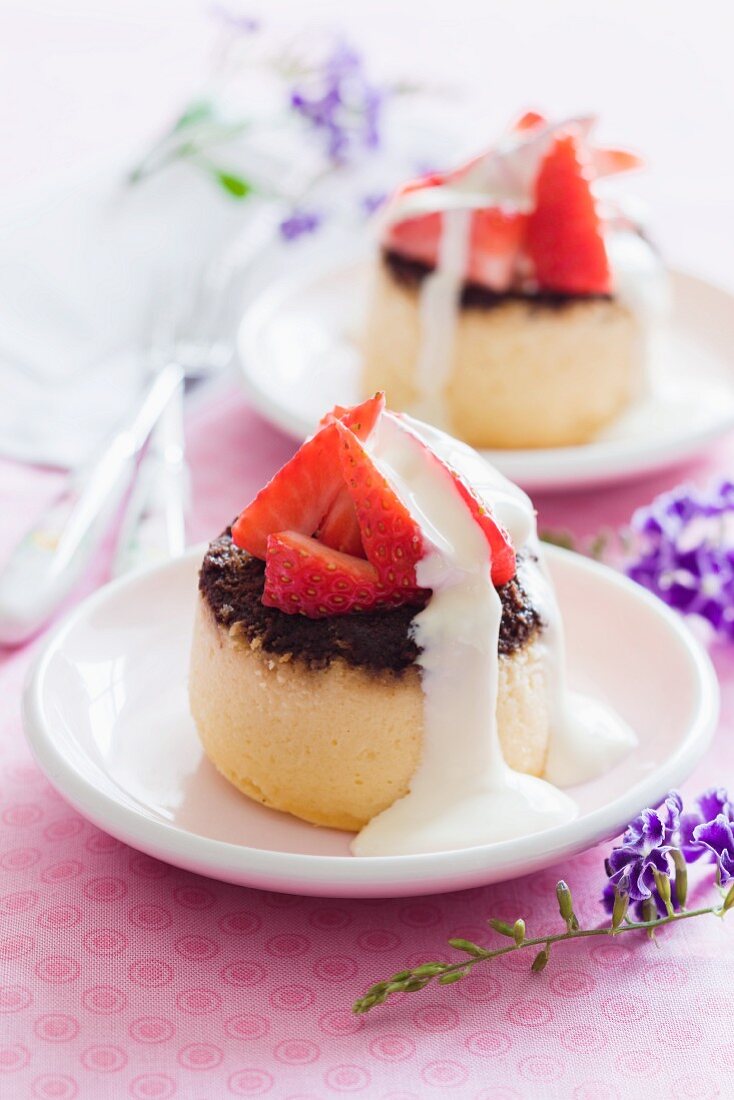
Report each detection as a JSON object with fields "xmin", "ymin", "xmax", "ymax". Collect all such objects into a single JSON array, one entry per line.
[
  {"xmin": 694, "ymin": 816, "xmax": 734, "ymax": 882},
  {"xmin": 279, "ymin": 208, "xmax": 322, "ymax": 242},
  {"xmin": 603, "ymin": 792, "xmax": 682, "ymax": 912},
  {"xmin": 680, "ymin": 788, "xmax": 734, "ymax": 881},
  {"xmin": 361, "ymin": 192, "xmax": 387, "ymax": 216},
  {"xmin": 681, "ymin": 788, "xmax": 732, "ymax": 858},
  {"xmin": 625, "ymin": 480, "xmax": 734, "ymax": 640},
  {"xmin": 209, "ymin": 4, "xmax": 260, "ymax": 33},
  {"xmin": 289, "ymin": 41, "xmax": 383, "ymax": 164}
]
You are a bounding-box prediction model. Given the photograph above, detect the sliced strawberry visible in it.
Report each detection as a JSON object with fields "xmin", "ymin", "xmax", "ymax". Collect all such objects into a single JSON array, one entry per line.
[
  {"xmin": 384, "ymin": 413, "xmax": 516, "ymax": 586},
  {"xmin": 526, "ymin": 131, "xmax": 611, "ymax": 295},
  {"xmin": 263, "ymin": 531, "xmax": 424, "ymax": 618},
  {"xmin": 233, "ymin": 395, "xmax": 386, "ymax": 561},
  {"xmin": 232, "ymin": 422, "xmax": 342, "ymax": 559},
  {"xmin": 512, "ymin": 110, "xmax": 547, "ymax": 133},
  {"xmin": 318, "ymin": 392, "xmax": 385, "ymax": 436},
  {"xmin": 467, "ymin": 208, "xmax": 527, "ymax": 291},
  {"xmin": 387, "ymin": 206, "xmax": 525, "ymax": 292},
  {"xmin": 385, "ymin": 210, "xmax": 442, "ymax": 269},
  {"xmin": 316, "ymin": 489, "xmax": 365, "ymax": 557},
  {"xmin": 592, "ymin": 146, "xmax": 643, "ymax": 177},
  {"xmin": 444, "ymin": 469, "xmax": 516, "ymax": 586},
  {"xmin": 316, "ymin": 393, "xmax": 386, "ymax": 556},
  {"xmin": 335, "ymin": 421, "xmax": 426, "ymax": 594}
]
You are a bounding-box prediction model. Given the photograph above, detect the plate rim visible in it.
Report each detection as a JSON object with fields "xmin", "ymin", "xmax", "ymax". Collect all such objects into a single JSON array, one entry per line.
[
  {"xmin": 22, "ymin": 545, "xmax": 719, "ymax": 896},
  {"xmin": 236, "ymin": 258, "xmax": 734, "ymax": 491}
]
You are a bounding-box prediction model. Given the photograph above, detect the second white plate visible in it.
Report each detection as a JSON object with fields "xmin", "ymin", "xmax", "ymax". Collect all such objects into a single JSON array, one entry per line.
[{"xmin": 238, "ymin": 255, "xmax": 734, "ymax": 491}]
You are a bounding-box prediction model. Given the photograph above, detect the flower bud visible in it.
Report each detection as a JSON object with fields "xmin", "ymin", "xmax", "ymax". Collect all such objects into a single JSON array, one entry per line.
[
  {"xmin": 556, "ymin": 880, "xmax": 579, "ymax": 930},
  {"xmin": 488, "ymin": 918, "xmax": 515, "ymax": 938},
  {"xmin": 411, "ymin": 963, "xmax": 447, "ymax": 977},
  {"xmin": 671, "ymin": 849, "xmax": 688, "ymax": 909},
  {"xmin": 611, "ymin": 882, "xmax": 629, "ymax": 931},
  {"xmin": 438, "ymin": 970, "xmax": 466, "ymax": 985},
  {"xmin": 531, "ymin": 946, "xmax": 550, "ymax": 973},
  {"xmin": 723, "ymin": 882, "xmax": 734, "ymax": 913},
  {"xmin": 448, "ymin": 938, "xmax": 485, "ymax": 958},
  {"xmin": 652, "ymin": 868, "xmax": 674, "ymax": 917},
  {"xmin": 403, "ymin": 978, "xmax": 430, "ymax": 992},
  {"xmin": 641, "ymin": 896, "xmax": 658, "ymax": 938},
  {"xmin": 512, "ymin": 919, "xmax": 526, "ymax": 945}
]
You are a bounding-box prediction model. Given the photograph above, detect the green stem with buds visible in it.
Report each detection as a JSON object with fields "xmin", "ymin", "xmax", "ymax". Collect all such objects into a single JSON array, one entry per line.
[{"xmin": 353, "ymin": 880, "xmax": 734, "ymax": 1014}]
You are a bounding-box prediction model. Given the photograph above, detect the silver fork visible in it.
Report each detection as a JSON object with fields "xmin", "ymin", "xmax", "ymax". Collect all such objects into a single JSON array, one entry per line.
[{"xmin": 111, "ymin": 204, "xmax": 282, "ymax": 576}]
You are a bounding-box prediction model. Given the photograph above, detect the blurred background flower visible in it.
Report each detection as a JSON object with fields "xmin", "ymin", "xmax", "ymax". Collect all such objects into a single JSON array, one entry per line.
[{"xmin": 129, "ymin": 10, "xmax": 443, "ymax": 246}]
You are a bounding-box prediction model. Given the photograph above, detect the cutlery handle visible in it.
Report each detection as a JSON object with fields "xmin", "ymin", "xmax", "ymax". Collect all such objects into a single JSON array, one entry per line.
[
  {"xmin": 111, "ymin": 378, "xmax": 188, "ymax": 576},
  {"xmin": 0, "ymin": 362, "xmax": 182, "ymax": 645}
]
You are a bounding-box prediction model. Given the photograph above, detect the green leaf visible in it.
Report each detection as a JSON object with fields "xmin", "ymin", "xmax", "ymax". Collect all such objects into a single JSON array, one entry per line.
[
  {"xmin": 214, "ymin": 171, "xmax": 252, "ymax": 199},
  {"xmin": 173, "ymin": 99, "xmax": 216, "ymax": 132}
]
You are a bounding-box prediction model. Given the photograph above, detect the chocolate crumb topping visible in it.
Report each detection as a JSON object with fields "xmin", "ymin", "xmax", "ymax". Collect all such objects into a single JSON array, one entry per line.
[
  {"xmin": 199, "ymin": 532, "xmax": 543, "ymax": 675},
  {"xmin": 383, "ymin": 248, "xmax": 613, "ymax": 310}
]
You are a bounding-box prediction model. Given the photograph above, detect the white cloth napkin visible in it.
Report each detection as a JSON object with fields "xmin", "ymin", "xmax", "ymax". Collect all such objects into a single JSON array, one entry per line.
[{"xmin": 0, "ymin": 161, "xmax": 254, "ymax": 469}]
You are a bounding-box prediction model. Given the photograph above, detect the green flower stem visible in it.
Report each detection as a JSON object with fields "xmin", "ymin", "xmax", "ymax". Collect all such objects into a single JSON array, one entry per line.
[
  {"xmin": 353, "ymin": 903, "xmax": 728, "ymax": 1014},
  {"xmin": 128, "ymin": 118, "xmax": 254, "ymax": 185}
]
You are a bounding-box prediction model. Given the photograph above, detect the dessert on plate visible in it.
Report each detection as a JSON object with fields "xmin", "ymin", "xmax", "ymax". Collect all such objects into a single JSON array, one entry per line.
[
  {"xmin": 189, "ymin": 394, "xmax": 635, "ymax": 855},
  {"xmin": 362, "ymin": 111, "xmax": 665, "ymax": 450}
]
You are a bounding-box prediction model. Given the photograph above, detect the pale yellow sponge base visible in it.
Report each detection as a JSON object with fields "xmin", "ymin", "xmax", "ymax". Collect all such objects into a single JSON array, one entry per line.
[
  {"xmin": 362, "ymin": 261, "xmax": 644, "ymax": 450},
  {"xmin": 189, "ymin": 597, "xmax": 551, "ymax": 832}
]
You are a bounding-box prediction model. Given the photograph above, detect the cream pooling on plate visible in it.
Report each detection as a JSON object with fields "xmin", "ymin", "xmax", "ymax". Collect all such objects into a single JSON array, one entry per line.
[{"xmin": 351, "ymin": 414, "xmax": 636, "ymax": 857}]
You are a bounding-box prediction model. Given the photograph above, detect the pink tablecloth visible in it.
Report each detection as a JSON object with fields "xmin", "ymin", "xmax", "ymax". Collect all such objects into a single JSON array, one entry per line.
[{"xmin": 2, "ymin": 391, "xmax": 734, "ymax": 1100}]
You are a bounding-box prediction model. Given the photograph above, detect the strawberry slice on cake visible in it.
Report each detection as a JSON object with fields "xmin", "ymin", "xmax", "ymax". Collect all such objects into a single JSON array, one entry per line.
[
  {"xmin": 526, "ymin": 131, "xmax": 611, "ymax": 295},
  {"xmin": 231, "ymin": 396, "xmax": 516, "ymax": 617}
]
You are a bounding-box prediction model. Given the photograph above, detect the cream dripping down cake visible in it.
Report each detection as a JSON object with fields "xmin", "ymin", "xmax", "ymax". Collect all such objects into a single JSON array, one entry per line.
[
  {"xmin": 189, "ymin": 394, "xmax": 635, "ymax": 855},
  {"xmin": 362, "ymin": 111, "xmax": 665, "ymax": 450}
]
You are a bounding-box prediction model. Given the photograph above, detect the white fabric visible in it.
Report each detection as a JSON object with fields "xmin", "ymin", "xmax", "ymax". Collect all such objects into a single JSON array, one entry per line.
[{"xmin": 0, "ymin": 162, "xmax": 251, "ymax": 468}]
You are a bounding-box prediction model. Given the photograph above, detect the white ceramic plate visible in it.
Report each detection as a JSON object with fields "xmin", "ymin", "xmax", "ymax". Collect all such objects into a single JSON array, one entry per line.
[
  {"xmin": 237, "ymin": 256, "xmax": 734, "ymax": 491},
  {"xmin": 23, "ymin": 546, "xmax": 718, "ymax": 898}
]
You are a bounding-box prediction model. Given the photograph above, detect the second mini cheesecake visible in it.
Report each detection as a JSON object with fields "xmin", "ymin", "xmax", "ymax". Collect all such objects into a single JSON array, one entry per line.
[
  {"xmin": 362, "ymin": 111, "xmax": 662, "ymax": 450},
  {"xmin": 365, "ymin": 249, "xmax": 644, "ymax": 449}
]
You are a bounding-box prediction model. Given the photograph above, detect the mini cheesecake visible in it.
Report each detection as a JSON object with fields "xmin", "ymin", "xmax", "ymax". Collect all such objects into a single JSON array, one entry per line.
[
  {"xmin": 362, "ymin": 112, "xmax": 657, "ymax": 450},
  {"xmin": 189, "ymin": 393, "xmax": 568, "ymax": 847},
  {"xmin": 190, "ymin": 534, "xmax": 547, "ymax": 831}
]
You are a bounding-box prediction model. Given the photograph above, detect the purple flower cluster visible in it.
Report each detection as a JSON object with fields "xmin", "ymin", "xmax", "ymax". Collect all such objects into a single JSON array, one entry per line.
[
  {"xmin": 626, "ymin": 480, "xmax": 734, "ymax": 640},
  {"xmin": 360, "ymin": 191, "xmax": 387, "ymax": 216},
  {"xmin": 603, "ymin": 788, "xmax": 734, "ymax": 920},
  {"xmin": 289, "ymin": 41, "xmax": 383, "ymax": 164},
  {"xmin": 278, "ymin": 208, "xmax": 322, "ymax": 242},
  {"xmin": 603, "ymin": 793, "xmax": 682, "ymax": 918}
]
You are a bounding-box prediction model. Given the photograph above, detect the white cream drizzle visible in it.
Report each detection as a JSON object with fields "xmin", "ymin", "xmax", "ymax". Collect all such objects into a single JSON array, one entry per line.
[
  {"xmin": 351, "ymin": 414, "xmax": 636, "ymax": 857},
  {"xmin": 410, "ymin": 208, "xmax": 472, "ymax": 429}
]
